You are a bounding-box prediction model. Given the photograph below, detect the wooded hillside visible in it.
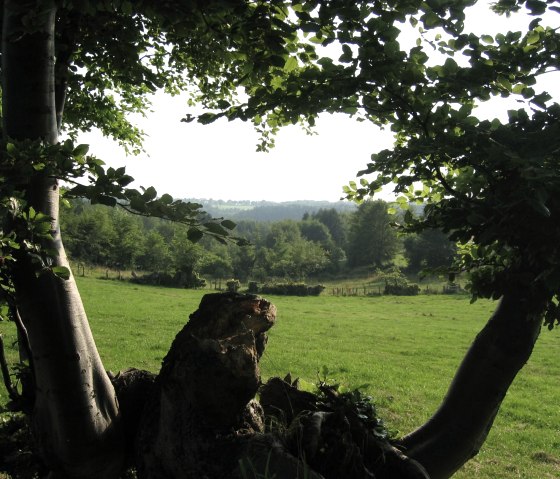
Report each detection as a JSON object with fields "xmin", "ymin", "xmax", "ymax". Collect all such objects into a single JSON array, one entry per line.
[{"xmin": 61, "ymin": 199, "xmax": 455, "ymax": 285}]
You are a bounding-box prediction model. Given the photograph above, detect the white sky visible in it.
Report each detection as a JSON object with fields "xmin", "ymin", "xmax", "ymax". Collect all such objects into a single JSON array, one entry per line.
[
  {"xmin": 78, "ymin": 2, "xmax": 558, "ymax": 202},
  {"xmin": 80, "ymin": 102, "xmax": 392, "ymax": 202}
]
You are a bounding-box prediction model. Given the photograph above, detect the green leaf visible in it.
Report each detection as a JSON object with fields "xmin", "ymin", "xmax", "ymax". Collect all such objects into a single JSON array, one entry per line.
[
  {"xmin": 94, "ymin": 195, "xmax": 117, "ymax": 207},
  {"xmin": 269, "ymin": 55, "xmax": 286, "ymax": 68},
  {"xmin": 221, "ymin": 219, "xmax": 236, "ymax": 230},
  {"xmin": 526, "ymin": 31, "xmax": 540, "ymax": 45},
  {"xmin": 497, "ymin": 76, "xmax": 512, "ymax": 91},
  {"xmin": 204, "ymin": 222, "xmax": 229, "ymax": 237},
  {"xmin": 422, "ymin": 12, "xmax": 441, "ymax": 28},
  {"xmin": 526, "ymin": 1, "xmax": 547, "ymax": 16},
  {"xmin": 117, "ymin": 175, "xmax": 134, "ymax": 187},
  {"xmin": 283, "ymin": 56, "xmax": 298, "ymax": 72},
  {"xmin": 198, "ymin": 113, "xmax": 219, "ymax": 125},
  {"xmin": 443, "ymin": 58, "xmax": 458, "ymax": 74},
  {"xmin": 73, "ymin": 144, "xmax": 90, "ymax": 156},
  {"xmin": 464, "ymin": 116, "xmax": 479, "ymax": 126},
  {"xmin": 6, "ymin": 143, "xmax": 17, "ymax": 156},
  {"xmin": 142, "ymin": 186, "xmax": 157, "ymax": 201},
  {"xmin": 52, "ymin": 266, "xmax": 71, "ymax": 280},
  {"xmin": 531, "ymin": 92, "xmax": 551, "ymax": 108},
  {"xmin": 317, "ymin": 57, "xmax": 335, "ymax": 69},
  {"xmin": 129, "ymin": 196, "xmax": 146, "ymax": 212},
  {"xmin": 160, "ymin": 193, "xmax": 173, "ymax": 205},
  {"xmin": 490, "ymin": 118, "xmax": 501, "ymax": 130},
  {"xmin": 187, "ymin": 228, "xmax": 203, "ymax": 243}
]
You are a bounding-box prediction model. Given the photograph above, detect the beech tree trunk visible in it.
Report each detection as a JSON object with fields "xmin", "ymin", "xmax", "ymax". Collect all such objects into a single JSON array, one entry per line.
[
  {"xmin": 2, "ymin": 2, "xmax": 124, "ymax": 477},
  {"xmin": 398, "ymin": 293, "xmax": 542, "ymax": 479}
]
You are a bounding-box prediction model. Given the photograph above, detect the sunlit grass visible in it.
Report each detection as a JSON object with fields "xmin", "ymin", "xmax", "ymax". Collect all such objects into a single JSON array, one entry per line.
[{"xmin": 0, "ymin": 277, "xmax": 558, "ymax": 478}]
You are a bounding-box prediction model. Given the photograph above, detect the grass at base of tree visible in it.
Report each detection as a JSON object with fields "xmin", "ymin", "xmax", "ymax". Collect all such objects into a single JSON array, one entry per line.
[{"xmin": 1, "ymin": 277, "xmax": 559, "ymax": 478}]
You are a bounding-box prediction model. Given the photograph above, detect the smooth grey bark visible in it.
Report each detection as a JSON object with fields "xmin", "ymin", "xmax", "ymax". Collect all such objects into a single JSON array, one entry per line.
[
  {"xmin": 398, "ymin": 293, "xmax": 542, "ymax": 479},
  {"xmin": 2, "ymin": 1, "xmax": 124, "ymax": 477}
]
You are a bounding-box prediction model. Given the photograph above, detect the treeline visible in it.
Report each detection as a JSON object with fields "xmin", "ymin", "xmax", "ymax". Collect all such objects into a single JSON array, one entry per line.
[
  {"xmin": 196, "ymin": 199, "xmax": 357, "ymax": 222},
  {"xmin": 60, "ymin": 199, "xmax": 457, "ymax": 285}
]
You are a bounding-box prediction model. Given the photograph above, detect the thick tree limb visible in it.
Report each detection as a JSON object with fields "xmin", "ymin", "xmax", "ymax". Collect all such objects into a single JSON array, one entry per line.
[
  {"xmin": 0, "ymin": 333, "xmax": 19, "ymax": 402},
  {"xmin": 398, "ymin": 293, "xmax": 542, "ymax": 479}
]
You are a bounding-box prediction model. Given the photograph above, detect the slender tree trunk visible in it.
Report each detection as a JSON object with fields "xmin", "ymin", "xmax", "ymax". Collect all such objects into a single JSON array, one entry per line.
[
  {"xmin": 398, "ymin": 293, "xmax": 542, "ymax": 479},
  {"xmin": 2, "ymin": 2, "xmax": 124, "ymax": 477}
]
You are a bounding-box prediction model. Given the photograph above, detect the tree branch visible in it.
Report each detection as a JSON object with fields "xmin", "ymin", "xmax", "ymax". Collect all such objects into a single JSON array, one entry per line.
[
  {"xmin": 0, "ymin": 333, "xmax": 20, "ymax": 402},
  {"xmin": 11, "ymin": 301, "xmax": 33, "ymax": 367}
]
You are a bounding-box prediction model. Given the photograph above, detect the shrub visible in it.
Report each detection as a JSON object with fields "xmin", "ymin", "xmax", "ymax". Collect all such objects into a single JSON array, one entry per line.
[
  {"xmin": 308, "ymin": 284, "xmax": 327, "ymax": 296},
  {"xmin": 130, "ymin": 270, "xmax": 206, "ymax": 289},
  {"xmin": 226, "ymin": 279, "xmax": 241, "ymax": 293},
  {"xmin": 384, "ymin": 282, "xmax": 420, "ymax": 296},
  {"xmin": 130, "ymin": 272, "xmax": 174, "ymax": 287},
  {"xmin": 375, "ymin": 266, "xmax": 420, "ymax": 296},
  {"xmin": 443, "ymin": 282, "xmax": 462, "ymax": 294},
  {"xmin": 260, "ymin": 282, "xmax": 325, "ymax": 296}
]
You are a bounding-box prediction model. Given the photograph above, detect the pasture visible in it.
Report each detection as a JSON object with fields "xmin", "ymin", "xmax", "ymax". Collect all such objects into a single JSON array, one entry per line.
[{"xmin": 1, "ymin": 277, "xmax": 559, "ymax": 478}]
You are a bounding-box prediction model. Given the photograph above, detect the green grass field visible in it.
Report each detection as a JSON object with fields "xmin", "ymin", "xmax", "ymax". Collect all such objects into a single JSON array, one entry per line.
[{"xmin": 1, "ymin": 277, "xmax": 559, "ymax": 478}]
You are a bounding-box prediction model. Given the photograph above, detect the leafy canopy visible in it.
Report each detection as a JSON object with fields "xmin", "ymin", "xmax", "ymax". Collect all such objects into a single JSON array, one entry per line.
[
  {"xmin": 200, "ymin": 0, "xmax": 560, "ymax": 325},
  {"xmin": 2, "ymin": 0, "xmax": 560, "ymax": 328},
  {"xmin": 0, "ymin": 0, "xmax": 309, "ymax": 307}
]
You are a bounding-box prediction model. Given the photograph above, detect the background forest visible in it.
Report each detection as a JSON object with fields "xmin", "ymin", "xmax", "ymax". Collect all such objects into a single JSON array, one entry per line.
[{"xmin": 60, "ymin": 198, "xmax": 458, "ymax": 287}]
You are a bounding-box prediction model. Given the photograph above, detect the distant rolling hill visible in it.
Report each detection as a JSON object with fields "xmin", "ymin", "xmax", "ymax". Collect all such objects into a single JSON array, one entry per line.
[{"xmin": 187, "ymin": 199, "xmax": 357, "ymax": 222}]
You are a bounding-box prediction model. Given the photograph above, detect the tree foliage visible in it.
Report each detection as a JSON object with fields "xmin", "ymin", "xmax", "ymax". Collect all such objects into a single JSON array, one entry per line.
[
  {"xmin": 0, "ymin": 2, "xmax": 327, "ymax": 476},
  {"xmin": 404, "ymin": 228, "xmax": 457, "ymax": 273},
  {"xmin": 310, "ymin": 208, "xmax": 348, "ymax": 248},
  {"xmin": 62, "ymin": 199, "xmax": 441, "ymax": 282},
  {"xmin": 2, "ymin": 1, "xmax": 559, "ymax": 477},
  {"xmin": 347, "ymin": 200, "xmax": 398, "ymax": 268},
  {"xmin": 207, "ymin": 0, "xmax": 560, "ymax": 326},
  {"xmin": 1, "ymin": 0, "xmax": 317, "ymax": 296}
]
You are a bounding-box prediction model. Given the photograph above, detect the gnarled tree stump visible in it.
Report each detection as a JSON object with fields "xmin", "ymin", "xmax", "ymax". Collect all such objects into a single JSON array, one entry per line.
[
  {"xmin": 131, "ymin": 292, "xmax": 429, "ymax": 479},
  {"xmin": 136, "ymin": 293, "xmax": 275, "ymax": 478}
]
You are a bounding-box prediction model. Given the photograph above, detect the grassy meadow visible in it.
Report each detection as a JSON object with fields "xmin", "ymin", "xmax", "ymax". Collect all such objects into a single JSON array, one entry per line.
[{"xmin": 1, "ymin": 277, "xmax": 559, "ymax": 478}]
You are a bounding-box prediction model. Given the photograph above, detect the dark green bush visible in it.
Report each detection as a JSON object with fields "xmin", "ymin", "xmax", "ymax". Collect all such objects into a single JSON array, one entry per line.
[
  {"xmin": 226, "ymin": 279, "xmax": 241, "ymax": 293},
  {"xmin": 384, "ymin": 282, "xmax": 420, "ymax": 296},
  {"xmin": 260, "ymin": 282, "xmax": 325, "ymax": 296},
  {"xmin": 130, "ymin": 271, "xmax": 206, "ymax": 289},
  {"xmin": 442, "ymin": 282, "xmax": 462, "ymax": 294}
]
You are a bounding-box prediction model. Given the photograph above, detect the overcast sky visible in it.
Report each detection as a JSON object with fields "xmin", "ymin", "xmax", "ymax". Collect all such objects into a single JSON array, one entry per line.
[{"xmin": 78, "ymin": 2, "xmax": 558, "ymax": 203}]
